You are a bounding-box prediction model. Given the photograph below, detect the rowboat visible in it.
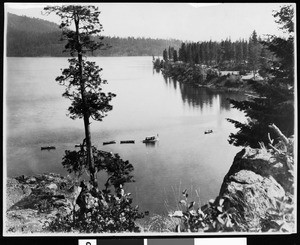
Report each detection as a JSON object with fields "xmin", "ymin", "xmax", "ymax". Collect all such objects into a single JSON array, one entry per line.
[
  {"xmin": 103, "ymin": 140, "xmax": 117, "ymax": 145},
  {"xmin": 41, "ymin": 146, "xmax": 56, "ymax": 150},
  {"xmin": 204, "ymin": 130, "xmax": 213, "ymax": 134},
  {"xmin": 120, "ymin": 140, "xmax": 135, "ymax": 144}
]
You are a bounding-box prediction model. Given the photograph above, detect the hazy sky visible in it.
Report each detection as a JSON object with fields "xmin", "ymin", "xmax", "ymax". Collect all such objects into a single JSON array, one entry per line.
[{"xmin": 5, "ymin": 2, "xmax": 292, "ymax": 42}]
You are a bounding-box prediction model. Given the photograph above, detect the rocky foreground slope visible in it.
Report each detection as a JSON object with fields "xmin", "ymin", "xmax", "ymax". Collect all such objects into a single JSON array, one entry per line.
[{"xmin": 6, "ymin": 173, "xmax": 81, "ymax": 233}]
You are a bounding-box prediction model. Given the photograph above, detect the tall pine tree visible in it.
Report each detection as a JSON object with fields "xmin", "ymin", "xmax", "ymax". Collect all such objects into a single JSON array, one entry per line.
[
  {"xmin": 248, "ymin": 30, "xmax": 262, "ymax": 78},
  {"xmin": 43, "ymin": 5, "xmax": 115, "ymax": 187}
]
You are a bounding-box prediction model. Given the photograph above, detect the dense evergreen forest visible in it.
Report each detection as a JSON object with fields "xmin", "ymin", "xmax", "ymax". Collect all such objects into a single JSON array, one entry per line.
[
  {"xmin": 160, "ymin": 31, "xmax": 273, "ymax": 73},
  {"xmin": 6, "ymin": 13, "xmax": 182, "ymax": 57}
]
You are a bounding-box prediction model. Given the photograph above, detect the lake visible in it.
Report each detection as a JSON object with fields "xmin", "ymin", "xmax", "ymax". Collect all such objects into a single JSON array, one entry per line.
[{"xmin": 5, "ymin": 56, "xmax": 246, "ymax": 215}]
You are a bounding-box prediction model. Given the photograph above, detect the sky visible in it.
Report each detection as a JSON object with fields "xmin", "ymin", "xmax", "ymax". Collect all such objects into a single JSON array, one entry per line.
[{"xmin": 5, "ymin": 2, "xmax": 293, "ymax": 42}]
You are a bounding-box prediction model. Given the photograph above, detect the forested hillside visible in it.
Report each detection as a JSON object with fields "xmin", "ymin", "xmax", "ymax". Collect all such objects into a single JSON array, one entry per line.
[{"xmin": 6, "ymin": 13, "xmax": 182, "ymax": 57}]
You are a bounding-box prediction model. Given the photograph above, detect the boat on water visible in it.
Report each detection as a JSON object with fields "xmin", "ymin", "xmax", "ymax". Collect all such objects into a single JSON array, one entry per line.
[
  {"xmin": 41, "ymin": 146, "xmax": 56, "ymax": 150},
  {"xmin": 204, "ymin": 130, "xmax": 213, "ymax": 134},
  {"xmin": 142, "ymin": 134, "xmax": 159, "ymax": 143},
  {"xmin": 120, "ymin": 140, "xmax": 135, "ymax": 144},
  {"xmin": 103, "ymin": 140, "xmax": 117, "ymax": 145}
]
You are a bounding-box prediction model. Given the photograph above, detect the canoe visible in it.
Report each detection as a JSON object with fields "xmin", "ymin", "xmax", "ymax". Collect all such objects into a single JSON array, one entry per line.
[
  {"xmin": 204, "ymin": 130, "xmax": 213, "ymax": 134},
  {"xmin": 41, "ymin": 146, "xmax": 56, "ymax": 150},
  {"xmin": 103, "ymin": 140, "xmax": 117, "ymax": 145},
  {"xmin": 120, "ymin": 140, "xmax": 135, "ymax": 144}
]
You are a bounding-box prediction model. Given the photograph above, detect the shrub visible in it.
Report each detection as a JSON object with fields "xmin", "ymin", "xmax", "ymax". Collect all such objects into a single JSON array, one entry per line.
[
  {"xmin": 46, "ymin": 184, "xmax": 144, "ymax": 233},
  {"xmin": 153, "ymin": 58, "xmax": 163, "ymax": 70},
  {"xmin": 260, "ymin": 195, "xmax": 294, "ymax": 232},
  {"xmin": 259, "ymin": 125, "xmax": 295, "ymax": 232},
  {"xmin": 168, "ymin": 190, "xmax": 247, "ymax": 232}
]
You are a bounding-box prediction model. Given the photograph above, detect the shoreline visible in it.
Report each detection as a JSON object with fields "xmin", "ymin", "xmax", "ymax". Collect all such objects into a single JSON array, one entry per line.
[{"xmin": 155, "ymin": 60, "xmax": 260, "ymax": 94}]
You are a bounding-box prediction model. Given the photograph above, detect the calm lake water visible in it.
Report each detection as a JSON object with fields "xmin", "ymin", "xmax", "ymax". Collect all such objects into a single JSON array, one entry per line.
[{"xmin": 5, "ymin": 56, "xmax": 246, "ymax": 214}]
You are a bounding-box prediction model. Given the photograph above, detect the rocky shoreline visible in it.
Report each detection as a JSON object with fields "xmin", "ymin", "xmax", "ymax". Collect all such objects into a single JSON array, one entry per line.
[{"xmin": 154, "ymin": 60, "xmax": 257, "ymax": 93}]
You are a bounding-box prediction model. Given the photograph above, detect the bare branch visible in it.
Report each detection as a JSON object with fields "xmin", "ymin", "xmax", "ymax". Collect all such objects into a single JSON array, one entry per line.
[
  {"xmin": 268, "ymin": 143, "xmax": 281, "ymax": 153},
  {"xmin": 268, "ymin": 132, "xmax": 274, "ymax": 144},
  {"xmin": 268, "ymin": 123, "xmax": 289, "ymax": 145}
]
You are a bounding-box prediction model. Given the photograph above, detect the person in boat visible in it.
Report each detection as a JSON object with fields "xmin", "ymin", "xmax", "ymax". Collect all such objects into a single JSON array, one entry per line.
[{"xmin": 144, "ymin": 134, "xmax": 159, "ymax": 142}]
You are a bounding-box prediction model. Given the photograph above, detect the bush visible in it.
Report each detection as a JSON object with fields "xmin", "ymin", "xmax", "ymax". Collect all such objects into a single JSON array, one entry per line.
[
  {"xmin": 168, "ymin": 190, "xmax": 246, "ymax": 232},
  {"xmin": 153, "ymin": 58, "xmax": 163, "ymax": 70},
  {"xmin": 46, "ymin": 184, "xmax": 144, "ymax": 233},
  {"xmin": 260, "ymin": 195, "xmax": 294, "ymax": 232},
  {"xmin": 259, "ymin": 125, "xmax": 295, "ymax": 232}
]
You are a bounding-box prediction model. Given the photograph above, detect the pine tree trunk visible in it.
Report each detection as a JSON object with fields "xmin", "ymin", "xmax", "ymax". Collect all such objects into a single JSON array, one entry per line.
[
  {"xmin": 74, "ymin": 13, "xmax": 97, "ymax": 188},
  {"xmin": 83, "ymin": 112, "xmax": 97, "ymax": 187}
]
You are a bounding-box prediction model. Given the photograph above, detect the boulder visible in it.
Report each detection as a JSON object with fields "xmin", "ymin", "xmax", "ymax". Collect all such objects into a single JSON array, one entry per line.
[
  {"xmin": 220, "ymin": 147, "xmax": 293, "ymax": 194},
  {"xmin": 219, "ymin": 147, "xmax": 293, "ymax": 231},
  {"xmin": 5, "ymin": 173, "xmax": 79, "ymax": 233},
  {"xmin": 221, "ymin": 169, "xmax": 285, "ymax": 228},
  {"xmin": 6, "ymin": 178, "xmax": 32, "ymax": 210}
]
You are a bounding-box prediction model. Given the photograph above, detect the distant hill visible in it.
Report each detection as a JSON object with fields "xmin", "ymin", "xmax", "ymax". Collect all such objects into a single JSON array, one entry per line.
[
  {"xmin": 7, "ymin": 12, "xmax": 59, "ymax": 33},
  {"xmin": 6, "ymin": 13, "xmax": 182, "ymax": 57}
]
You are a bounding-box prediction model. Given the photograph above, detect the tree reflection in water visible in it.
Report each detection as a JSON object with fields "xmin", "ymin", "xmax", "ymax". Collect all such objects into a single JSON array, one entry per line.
[{"xmin": 163, "ymin": 76, "xmax": 246, "ymax": 112}]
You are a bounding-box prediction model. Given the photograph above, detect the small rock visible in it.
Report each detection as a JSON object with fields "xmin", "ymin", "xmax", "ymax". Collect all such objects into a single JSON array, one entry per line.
[
  {"xmin": 46, "ymin": 183, "xmax": 58, "ymax": 190},
  {"xmin": 44, "ymin": 175, "xmax": 54, "ymax": 181},
  {"xmin": 21, "ymin": 185, "xmax": 32, "ymax": 196},
  {"xmin": 26, "ymin": 177, "xmax": 36, "ymax": 184},
  {"xmin": 231, "ymin": 170, "xmax": 263, "ymax": 184}
]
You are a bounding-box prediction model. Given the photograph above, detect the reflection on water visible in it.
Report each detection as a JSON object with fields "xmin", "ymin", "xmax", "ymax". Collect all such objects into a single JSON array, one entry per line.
[
  {"xmin": 6, "ymin": 57, "xmax": 246, "ymax": 215},
  {"xmin": 144, "ymin": 141, "xmax": 158, "ymax": 148},
  {"xmin": 163, "ymin": 76, "xmax": 245, "ymax": 112}
]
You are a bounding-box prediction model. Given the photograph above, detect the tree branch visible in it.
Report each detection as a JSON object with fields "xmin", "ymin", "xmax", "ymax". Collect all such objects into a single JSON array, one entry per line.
[{"xmin": 268, "ymin": 123, "xmax": 289, "ymax": 145}]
